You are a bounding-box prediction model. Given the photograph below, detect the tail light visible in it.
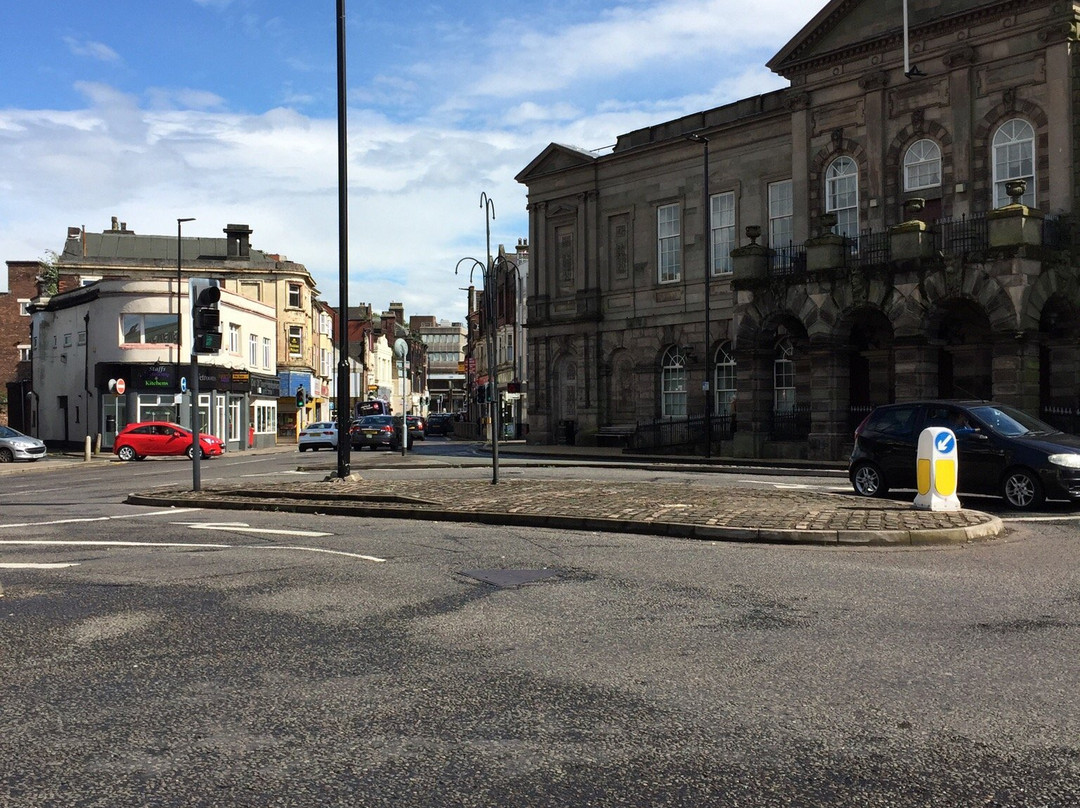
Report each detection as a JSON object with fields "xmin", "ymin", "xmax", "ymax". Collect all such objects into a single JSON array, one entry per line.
[{"xmin": 854, "ymin": 413, "xmax": 872, "ymax": 439}]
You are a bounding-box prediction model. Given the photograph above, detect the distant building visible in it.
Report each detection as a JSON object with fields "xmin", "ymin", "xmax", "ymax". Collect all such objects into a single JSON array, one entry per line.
[
  {"xmin": 414, "ymin": 317, "xmax": 467, "ymax": 414},
  {"xmin": 0, "ymin": 261, "xmax": 40, "ymax": 429}
]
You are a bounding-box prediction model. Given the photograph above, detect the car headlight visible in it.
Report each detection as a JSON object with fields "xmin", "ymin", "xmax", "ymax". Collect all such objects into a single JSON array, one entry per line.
[{"xmin": 1048, "ymin": 453, "xmax": 1080, "ymax": 469}]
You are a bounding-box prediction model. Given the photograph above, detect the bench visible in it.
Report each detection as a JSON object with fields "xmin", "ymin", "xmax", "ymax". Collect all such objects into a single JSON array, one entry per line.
[{"xmin": 595, "ymin": 424, "xmax": 636, "ymax": 448}]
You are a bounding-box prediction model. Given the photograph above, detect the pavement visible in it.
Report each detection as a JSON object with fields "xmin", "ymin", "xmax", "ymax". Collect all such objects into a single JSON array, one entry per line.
[{"xmin": 113, "ymin": 441, "xmax": 1005, "ymax": 547}]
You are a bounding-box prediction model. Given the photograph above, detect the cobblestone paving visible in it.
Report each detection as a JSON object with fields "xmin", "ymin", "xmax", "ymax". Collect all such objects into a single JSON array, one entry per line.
[{"xmin": 138, "ymin": 477, "xmax": 1001, "ymax": 542}]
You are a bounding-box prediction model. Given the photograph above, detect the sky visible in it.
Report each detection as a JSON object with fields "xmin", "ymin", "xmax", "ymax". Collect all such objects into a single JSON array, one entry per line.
[{"xmin": 0, "ymin": 0, "xmax": 809, "ymax": 323}]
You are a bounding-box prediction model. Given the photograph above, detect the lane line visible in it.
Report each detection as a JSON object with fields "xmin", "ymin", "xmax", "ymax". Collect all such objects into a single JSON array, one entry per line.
[
  {"xmin": 0, "ymin": 539, "xmax": 385, "ymax": 563},
  {"xmin": 0, "ymin": 562, "xmax": 81, "ymax": 569},
  {"xmin": 1001, "ymin": 515, "xmax": 1080, "ymax": 522},
  {"xmin": 176, "ymin": 522, "xmax": 332, "ymax": 538}
]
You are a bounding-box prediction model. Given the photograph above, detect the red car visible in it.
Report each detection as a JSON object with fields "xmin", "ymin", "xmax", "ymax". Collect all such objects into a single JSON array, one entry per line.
[{"xmin": 113, "ymin": 421, "xmax": 226, "ymax": 461}]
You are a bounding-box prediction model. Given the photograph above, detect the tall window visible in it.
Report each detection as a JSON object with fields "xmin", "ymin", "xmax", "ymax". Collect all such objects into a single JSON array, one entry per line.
[
  {"xmin": 657, "ymin": 203, "xmax": 681, "ymax": 283},
  {"xmin": 904, "ymin": 139, "xmax": 941, "ymax": 191},
  {"xmin": 993, "ymin": 119, "xmax": 1036, "ymax": 208},
  {"xmin": 262, "ymin": 337, "xmax": 272, "ymax": 369},
  {"xmin": 774, "ymin": 338, "xmax": 795, "ymax": 413},
  {"xmin": 288, "ymin": 283, "xmax": 302, "ymax": 308},
  {"xmin": 288, "ymin": 325, "xmax": 303, "ymax": 358},
  {"xmin": 249, "ymin": 334, "xmax": 259, "ymax": 366},
  {"xmin": 661, "ymin": 346, "xmax": 688, "ymax": 418},
  {"xmin": 710, "ymin": 191, "xmax": 735, "ymax": 275},
  {"xmin": 229, "ymin": 323, "xmax": 241, "ymax": 354},
  {"xmin": 714, "ymin": 341, "xmax": 736, "ymax": 416},
  {"xmin": 826, "ymin": 156, "xmax": 859, "ymax": 239},
  {"xmin": 768, "ymin": 180, "xmax": 793, "ymax": 250}
]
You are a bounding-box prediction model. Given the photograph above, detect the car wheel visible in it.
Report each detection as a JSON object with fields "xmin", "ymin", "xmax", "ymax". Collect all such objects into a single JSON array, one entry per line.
[
  {"xmin": 299, "ymin": 445, "xmax": 307, "ymax": 452},
  {"xmin": 116, "ymin": 445, "xmax": 137, "ymax": 462},
  {"xmin": 852, "ymin": 461, "xmax": 887, "ymax": 497},
  {"xmin": 186, "ymin": 445, "xmax": 196, "ymax": 460},
  {"xmin": 1002, "ymin": 468, "xmax": 1044, "ymax": 510},
  {"xmin": 0, "ymin": 447, "xmax": 13, "ymax": 463}
]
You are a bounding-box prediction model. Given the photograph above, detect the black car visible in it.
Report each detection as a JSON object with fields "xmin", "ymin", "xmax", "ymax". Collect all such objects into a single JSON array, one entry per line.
[
  {"xmin": 849, "ymin": 400, "xmax": 1080, "ymax": 509},
  {"xmin": 349, "ymin": 415, "xmax": 413, "ymax": 451},
  {"xmin": 425, "ymin": 413, "xmax": 453, "ymax": 436}
]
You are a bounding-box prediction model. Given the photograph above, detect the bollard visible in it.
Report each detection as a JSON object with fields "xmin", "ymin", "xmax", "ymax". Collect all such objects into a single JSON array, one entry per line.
[
  {"xmin": 84, "ymin": 435, "xmax": 92, "ymax": 462},
  {"xmin": 914, "ymin": 427, "xmax": 961, "ymax": 511}
]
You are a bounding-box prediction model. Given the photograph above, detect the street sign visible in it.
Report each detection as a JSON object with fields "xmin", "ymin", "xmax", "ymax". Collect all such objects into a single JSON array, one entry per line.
[
  {"xmin": 115, "ymin": 378, "xmax": 126, "ymax": 395},
  {"xmin": 180, "ymin": 376, "xmax": 187, "ymax": 393}
]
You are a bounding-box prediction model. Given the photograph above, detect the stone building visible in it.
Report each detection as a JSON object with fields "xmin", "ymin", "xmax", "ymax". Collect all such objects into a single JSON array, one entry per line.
[{"xmin": 517, "ymin": 0, "xmax": 1077, "ymax": 460}]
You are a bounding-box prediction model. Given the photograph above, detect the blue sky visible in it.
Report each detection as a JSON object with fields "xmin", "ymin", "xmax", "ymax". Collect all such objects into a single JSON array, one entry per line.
[{"xmin": 0, "ymin": 0, "xmax": 808, "ymax": 322}]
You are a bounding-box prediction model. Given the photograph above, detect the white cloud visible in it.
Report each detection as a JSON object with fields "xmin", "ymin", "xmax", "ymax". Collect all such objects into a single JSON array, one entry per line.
[{"xmin": 63, "ymin": 36, "xmax": 121, "ymax": 64}]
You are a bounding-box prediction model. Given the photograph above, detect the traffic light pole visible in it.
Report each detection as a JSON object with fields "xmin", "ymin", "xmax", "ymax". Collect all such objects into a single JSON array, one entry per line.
[{"xmin": 190, "ymin": 351, "xmax": 202, "ymax": 492}]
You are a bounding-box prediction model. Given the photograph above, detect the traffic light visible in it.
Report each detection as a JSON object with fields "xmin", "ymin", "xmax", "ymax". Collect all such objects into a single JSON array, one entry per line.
[
  {"xmin": 476, "ymin": 385, "xmax": 486, "ymax": 404},
  {"xmin": 190, "ymin": 278, "xmax": 222, "ymax": 354},
  {"xmin": 296, "ymin": 386, "xmax": 306, "ymax": 408}
]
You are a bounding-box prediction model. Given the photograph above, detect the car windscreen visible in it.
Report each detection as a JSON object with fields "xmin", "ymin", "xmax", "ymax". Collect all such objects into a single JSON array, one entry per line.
[{"xmin": 969, "ymin": 405, "xmax": 1060, "ymax": 437}]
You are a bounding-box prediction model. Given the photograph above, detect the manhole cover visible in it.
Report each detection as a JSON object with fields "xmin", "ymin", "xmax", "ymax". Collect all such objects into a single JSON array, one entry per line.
[{"xmin": 460, "ymin": 569, "xmax": 559, "ymax": 588}]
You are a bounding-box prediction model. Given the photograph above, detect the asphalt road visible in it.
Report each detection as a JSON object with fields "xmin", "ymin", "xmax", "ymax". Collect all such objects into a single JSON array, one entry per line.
[{"xmin": 1, "ymin": 447, "xmax": 1078, "ymax": 806}]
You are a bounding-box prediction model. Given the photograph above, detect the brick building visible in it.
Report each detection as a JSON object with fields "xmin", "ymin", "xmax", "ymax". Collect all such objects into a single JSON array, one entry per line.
[{"xmin": 0, "ymin": 261, "xmax": 41, "ymax": 429}]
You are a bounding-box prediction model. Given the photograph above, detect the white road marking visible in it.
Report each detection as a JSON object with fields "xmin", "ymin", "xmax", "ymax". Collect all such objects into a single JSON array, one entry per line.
[
  {"xmin": 176, "ymin": 521, "xmax": 332, "ymax": 538},
  {"xmin": 0, "ymin": 539, "xmax": 385, "ymax": 563},
  {"xmin": 1001, "ymin": 515, "xmax": 1080, "ymax": 522},
  {"xmin": 0, "ymin": 508, "xmax": 202, "ymax": 529},
  {"xmin": 0, "ymin": 562, "xmax": 81, "ymax": 569}
]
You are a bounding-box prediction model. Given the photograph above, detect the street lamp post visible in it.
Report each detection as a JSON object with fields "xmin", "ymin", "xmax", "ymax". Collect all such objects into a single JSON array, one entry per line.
[
  {"xmin": 334, "ymin": 0, "xmax": 351, "ymax": 480},
  {"xmin": 176, "ymin": 217, "xmax": 195, "ymax": 422},
  {"xmin": 688, "ymin": 132, "xmax": 712, "ymax": 458},
  {"xmin": 455, "ymin": 192, "xmax": 500, "ymax": 483}
]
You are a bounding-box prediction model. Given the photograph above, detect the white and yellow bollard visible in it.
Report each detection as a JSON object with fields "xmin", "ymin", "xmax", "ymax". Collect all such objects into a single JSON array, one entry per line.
[{"xmin": 914, "ymin": 427, "xmax": 962, "ymax": 511}]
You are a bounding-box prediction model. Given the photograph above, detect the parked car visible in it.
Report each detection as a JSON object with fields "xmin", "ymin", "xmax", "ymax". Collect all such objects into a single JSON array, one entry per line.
[
  {"xmin": 0, "ymin": 425, "xmax": 47, "ymax": 463},
  {"xmin": 350, "ymin": 415, "xmax": 413, "ymax": 451},
  {"xmin": 425, "ymin": 412, "xmax": 453, "ymax": 436},
  {"xmin": 849, "ymin": 400, "xmax": 1080, "ymax": 509},
  {"xmin": 113, "ymin": 422, "xmax": 225, "ymax": 461},
  {"xmin": 298, "ymin": 421, "xmax": 339, "ymax": 452},
  {"xmin": 406, "ymin": 415, "xmax": 425, "ymax": 441}
]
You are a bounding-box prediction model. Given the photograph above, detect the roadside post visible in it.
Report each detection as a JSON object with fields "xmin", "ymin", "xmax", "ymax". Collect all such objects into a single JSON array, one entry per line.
[{"xmin": 914, "ymin": 427, "xmax": 961, "ymax": 511}]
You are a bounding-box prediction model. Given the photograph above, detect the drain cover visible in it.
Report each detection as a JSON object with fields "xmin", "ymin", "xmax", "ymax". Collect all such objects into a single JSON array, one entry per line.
[{"xmin": 460, "ymin": 569, "xmax": 559, "ymax": 588}]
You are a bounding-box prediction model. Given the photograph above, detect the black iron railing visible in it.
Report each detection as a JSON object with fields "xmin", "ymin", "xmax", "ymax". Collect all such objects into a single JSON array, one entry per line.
[
  {"xmin": 850, "ymin": 229, "xmax": 890, "ymax": 265},
  {"xmin": 1041, "ymin": 406, "xmax": 1080, "ymax": 435},
  {"xmin": 1042, "ymin": 215, "xmax": 1071, "ymax": 251},
  {"xmin": 770, "ymin": 243, "xmax": 807, "ymax": 276},
  {"xmin": 629, "ymin": 414, "xmax": 736, "ymax": 451},
  {"xmin": 770, "ymin": 404, "xmax": 811, "ymax": 440},
  {"xmin": 934, "ymin": 213, "xmax": 988, "ymax": 255}
]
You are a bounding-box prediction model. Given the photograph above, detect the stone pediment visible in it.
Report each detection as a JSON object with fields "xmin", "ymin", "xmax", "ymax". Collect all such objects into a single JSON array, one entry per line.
[
  {"xmin": 767, "ymin": 0, "xmax": 1002, "ymax": 79},
  {"xmin": 516, "ymin": 143, "xmax": 596, "ymax": 183}
]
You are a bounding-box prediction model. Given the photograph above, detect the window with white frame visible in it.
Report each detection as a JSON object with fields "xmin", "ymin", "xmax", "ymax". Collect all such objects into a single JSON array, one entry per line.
[
  {"xmin": 229, "ymin": 323, "xmax": 241, "ymax": 354},
  {"xmin": 18, "ymin": 299, "xmax": 30, "ymax": 316},
  {"xmin": 774, "ymin": 337, "xmax": 796, "ymax": 413},
  {"xmin": 262, "ymin": 337, "xmax": 272, "ymax": 369},
  {"xmin": 254, "ymin": 402, "xmax": 277, "ymax": 433},
  {"xmin": 992, "ymin": 119, "xmax": 1036, "ymax": 208},
  {"xmin": 64, "ymin": 333, "xmax": 72, "ymax": 348},
  {"xmin": 826, "ymin": 156, "xmax": 859, "ymax": 240},
  {"xmin": 657, "ymin": 203, "xmax": 681, "ymax": 283},
  {"xmin": 710, "ymin": 191, "xmax": 735, "ymax": 275},
  {"xmin": 249, "ymin": 334, "xmax": 259, "ymax": 366},
  {"xmin": 78, "ymin": 331, "xmax": 86, "ymax": 346},
  {"xmin": 121, "ymin": 313, "xmax": 177, "ymax": 345},
  {"xmin": 904, "ymin": 139, "xmax": 941, "ymax": 191},
  {"xmin": 228, "ymin": 398, "xmax": 241, "ymax": 442},
  {"xmin": 768, "ymin": 180, "xmax": 793, "ymax": 249},
  {"xmin": 321, "ymin": 348, "xmax": 332, "ymax": 378},
  {"xmin": 661, "ymin": 346, "xmax": 688, "ymax": 418},
  {"xmin": 714, "ymin": 341, "xmax": 736, "ymax": 416},
  {"xmin": 18, "ymin": 345, "xmax": 30, "ymax": 362},
  {"xmin": 288, "ymin": 283, "xmax": 302, "ymax": 308}
]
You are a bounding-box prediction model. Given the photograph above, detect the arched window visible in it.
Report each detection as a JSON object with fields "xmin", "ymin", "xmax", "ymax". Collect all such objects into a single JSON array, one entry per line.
[
  {"xmin": 904, "ymin": 139, "xmax": 941, "ymax": 191},
  {"xmin": 993, "ymin": 119, "xmax": 1036, "ymax": 208},
  {"xmin": 714, "ymin": 341, "xmax": 736, "ymax": 416},
  {"xmin": 774, "ymin": 338, "xmax": 795, "ymax": 413},
  {"xmin": 661, "ymin": 346, "xmax": 688, "ymax": 418},
  {"xmin": 826, "ymin": 156, "xmax": 859, "ymax": 240}
]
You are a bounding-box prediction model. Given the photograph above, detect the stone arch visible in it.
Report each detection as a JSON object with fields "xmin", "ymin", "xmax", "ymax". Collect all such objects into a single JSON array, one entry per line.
[
  {"xmin": 972, "ymin": 99, "xmax": 1049, "ymax": 213},
  {"xmin": 606, "ymin": 347, "xmax": 636, "ymax": 424},
  {"xmin": 808, "ymin": 136, "xmax": 871, "ymax": 227},
  {"xmin": 835, "ymin": 305, "xmax": 896, "ymax": 411},
  {"xmin": 884, "ymin": 118, "xmax": 955, "ymax": 224},
  {"xmin": 918, "ymin": 265, "xmax": 1019, "ymax": 334},
  {"xmin": 551, "ymin": 351, "xmax": 579, "ymax": 425}
]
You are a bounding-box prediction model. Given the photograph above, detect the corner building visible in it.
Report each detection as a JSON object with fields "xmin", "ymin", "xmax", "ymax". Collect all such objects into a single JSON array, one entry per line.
[{"xmin": 517, "ymin": 0, "xmax": 1079, "ymax": 461}]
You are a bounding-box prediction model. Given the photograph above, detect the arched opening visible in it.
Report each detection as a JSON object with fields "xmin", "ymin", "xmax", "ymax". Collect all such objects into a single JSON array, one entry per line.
[
  {"xmin": 1039, "ymin": 295, "xmax": 1080, "ymax": 432},
  {"xmin": 847, "ymin": 308, "xmax": 895, "ymax": 429},
  {"xmin": 931, "ymin": 300, "xmax": 992, "ymax": 400}
]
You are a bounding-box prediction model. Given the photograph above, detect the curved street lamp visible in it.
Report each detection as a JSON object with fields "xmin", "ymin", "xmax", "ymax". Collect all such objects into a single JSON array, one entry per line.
[{"xmin": 455, "ymin": 192, "xmax": 500, "ymax": 483}]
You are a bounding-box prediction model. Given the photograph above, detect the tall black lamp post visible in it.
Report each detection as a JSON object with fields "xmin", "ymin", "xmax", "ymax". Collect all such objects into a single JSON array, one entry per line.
[
  {"xmin": 176, "ymin": 217, "xmax": 195, "ymax": 422},
  {"xmin": 455, "ymin": 192, "xmax": 500, "ymax": 483},
  {"xmin": 334, "ymin": 0, "xmax": 352, "ymax": 479},
  {"xmin": 687, "ymin": 132, "xmax": 712, "ymax": 458}
]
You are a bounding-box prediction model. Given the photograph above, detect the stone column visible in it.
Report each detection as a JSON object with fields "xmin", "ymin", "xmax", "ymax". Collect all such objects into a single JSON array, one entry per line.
[
  {"xmin": 992, "ymin": 332, "xmax": 1040, "ymax": 412},
  {"xmin": 808, "ymin": 337, "xmax": 850, "ymax": 461},
  {"xmin": 732, "ymin": 345, "xmax": 773, "ymax": 459},
  {"xmin": 893, "ymin": 338, "xmax": 939, "ymax": 400}
]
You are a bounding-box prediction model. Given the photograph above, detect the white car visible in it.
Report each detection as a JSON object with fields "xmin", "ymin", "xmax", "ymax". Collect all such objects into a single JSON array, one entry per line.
[
  {"xmin": 0, "ymin": 425, "xmax": 47, "ymax": 463},
  {"xmin": 298, "ymin": 421, "xmax": 339, "ymax": 452}
]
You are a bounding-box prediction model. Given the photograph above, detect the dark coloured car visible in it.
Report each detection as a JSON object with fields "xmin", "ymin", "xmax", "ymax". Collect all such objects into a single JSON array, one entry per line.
[
  {"xmin": 425, "ymin": 413, "xmax": 453, "ymax": 436},
  {"xmin": 406, "ymin": 415, "xmax": 425, "ymax": 441},
  {"xmin": 849, "ymin": 400, "xmax": 1080, "ymax": 509},
  {"xmin": 113, "ymin": 421, "xmax": 225, "ymax": 461},
  {"xmin": 350, "ymin": 415, "xmax": 413, "ymax": 451}
]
